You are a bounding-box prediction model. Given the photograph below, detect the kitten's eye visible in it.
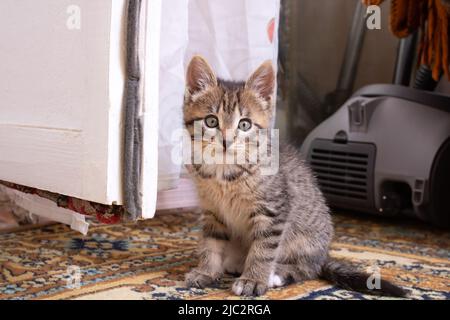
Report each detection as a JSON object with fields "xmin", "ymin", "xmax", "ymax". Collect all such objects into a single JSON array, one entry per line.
[
  {"xmin": 238, "ymin": 119, "xmax": 252, "ymax": 132},
  {"xmin": 204, "ymin": 115, "xmax": 219, "ymax": 128}
]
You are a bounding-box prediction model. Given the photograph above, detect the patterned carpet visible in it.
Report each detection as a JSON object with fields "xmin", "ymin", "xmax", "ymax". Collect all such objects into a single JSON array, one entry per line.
[{"xmin": 0, "ymin": 211, "xmax": 449, "ymax": 300}]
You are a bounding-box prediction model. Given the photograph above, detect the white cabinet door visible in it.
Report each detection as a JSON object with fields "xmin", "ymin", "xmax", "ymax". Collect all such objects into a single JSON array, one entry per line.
[{"xmin": 0, "ymin": 0, "xmax": 126, "ymax": 205}]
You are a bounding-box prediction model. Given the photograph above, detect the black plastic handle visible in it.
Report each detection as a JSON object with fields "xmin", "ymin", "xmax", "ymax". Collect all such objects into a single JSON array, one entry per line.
[{"xmin": 352, "ymin": 84, "xmax": 450, "ymax": 113}]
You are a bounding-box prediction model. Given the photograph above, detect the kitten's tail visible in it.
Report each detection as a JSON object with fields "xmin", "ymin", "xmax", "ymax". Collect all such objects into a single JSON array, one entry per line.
[{"xmin": 321, "ymin": 258, "xmax": 408, "ymax": 298}]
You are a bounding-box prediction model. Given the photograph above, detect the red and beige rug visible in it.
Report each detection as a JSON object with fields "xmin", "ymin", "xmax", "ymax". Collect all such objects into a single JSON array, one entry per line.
[{"xmin": 0, "ymin": 211, "xmax": 449, "ymax": 300}]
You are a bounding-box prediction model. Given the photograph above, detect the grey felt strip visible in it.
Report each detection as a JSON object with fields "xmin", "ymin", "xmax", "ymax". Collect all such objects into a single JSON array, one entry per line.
[{"xmin": 124, "ymin": 0, "xmax": 143, "ymax": 220}]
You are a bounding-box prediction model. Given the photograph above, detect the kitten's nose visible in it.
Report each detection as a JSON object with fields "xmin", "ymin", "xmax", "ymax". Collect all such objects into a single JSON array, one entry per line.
[
  {"xmin": 221, "ymin": 129, "xmax": 233, "ymax": 150},
  {"xmin": 222, "ymin": 138, "xmax": 233, "ymax": 150},
  {"xmin": 222, "ymin": 139, "xmax": 229, "ymax": 150}
]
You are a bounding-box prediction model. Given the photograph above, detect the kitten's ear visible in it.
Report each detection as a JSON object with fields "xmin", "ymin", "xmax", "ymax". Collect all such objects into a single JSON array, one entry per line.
[
  {"xmin": 245, "ymin": 60, "xmax": 275, "ymax": 102},
  {"xmin": 186, "ymin": 56, "xmax": 217, "ymax": 95}
]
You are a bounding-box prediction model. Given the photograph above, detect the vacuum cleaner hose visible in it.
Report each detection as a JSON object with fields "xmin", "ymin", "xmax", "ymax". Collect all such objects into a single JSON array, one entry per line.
[{"xmin": 413, "ymin": 65, "xmax": 440, "ymax": 91}]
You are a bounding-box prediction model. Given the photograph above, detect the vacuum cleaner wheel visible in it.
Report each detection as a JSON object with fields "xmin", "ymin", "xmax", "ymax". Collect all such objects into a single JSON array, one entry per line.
[{"xmin": 426, "ymin": 138, "xmax": 450, "ymax": 227}]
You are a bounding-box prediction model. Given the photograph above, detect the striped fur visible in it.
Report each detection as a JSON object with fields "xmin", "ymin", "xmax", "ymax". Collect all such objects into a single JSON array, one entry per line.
[{"xmin": 184, "ymin": 56, "xmax": 407, "ymax": 297}]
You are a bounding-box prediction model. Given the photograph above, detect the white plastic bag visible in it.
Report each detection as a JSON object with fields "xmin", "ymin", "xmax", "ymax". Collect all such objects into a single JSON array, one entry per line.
[
  {"xmin": 157, "ymin": 0, "xmax": 189, "ymax": 191},
  {"xmin": 157, "ymin": 0, "xmax": 280, "ymax": 194},
  {"xmin": 186, "ymin": 0, "xmax": 280, "ymax": 81}
]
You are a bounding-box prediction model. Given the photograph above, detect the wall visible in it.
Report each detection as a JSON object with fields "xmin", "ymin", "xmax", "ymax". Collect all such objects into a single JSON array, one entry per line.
[{"xmin": 276, "ymin": 0, "xmax": 399, "ymax": 143}]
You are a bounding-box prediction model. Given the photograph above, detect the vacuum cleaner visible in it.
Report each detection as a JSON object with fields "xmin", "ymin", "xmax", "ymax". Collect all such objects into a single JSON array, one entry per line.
[
  {"xmin": 299, "ymin": 2, "xmax": 450, "ymax": 227},
  {"xmin": 300, "ymin": 84, "xmax": 450, "ymax": 227}
]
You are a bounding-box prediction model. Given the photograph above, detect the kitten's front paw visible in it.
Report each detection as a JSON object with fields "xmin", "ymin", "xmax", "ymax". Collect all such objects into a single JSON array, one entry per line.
[
  {"xmin": 232, "ymin": 278, "xmax": 268, "ymax": 296},
  {"xmin": 185, "ymin": 269, "xmax": 217, "ymax": 289}
]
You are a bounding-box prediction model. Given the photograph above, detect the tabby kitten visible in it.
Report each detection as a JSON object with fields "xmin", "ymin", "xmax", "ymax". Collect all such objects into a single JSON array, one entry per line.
[{"xmin": 183, "ymin": 56, "xmax": 406, "ymax": 297}]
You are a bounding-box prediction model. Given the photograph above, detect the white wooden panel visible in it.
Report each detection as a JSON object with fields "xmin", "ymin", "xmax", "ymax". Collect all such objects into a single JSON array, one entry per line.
[
  {"xmin": 156, "ymin": 178, "xmax": 199, "ymax": 211},
  {"xmin": 0, "ymin": 125, "xmax": 83, "ymax": 197},
  {"xmin": 141, "ymin": 0, "xmax": 162, "ymax": 218},
  {"xmin": 108, "ymin": 0, "xmax": 127, "ymax": 205},
  {"xmin": 0, "ymin": 1, "xmax": 126, "ymax": 205}
]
